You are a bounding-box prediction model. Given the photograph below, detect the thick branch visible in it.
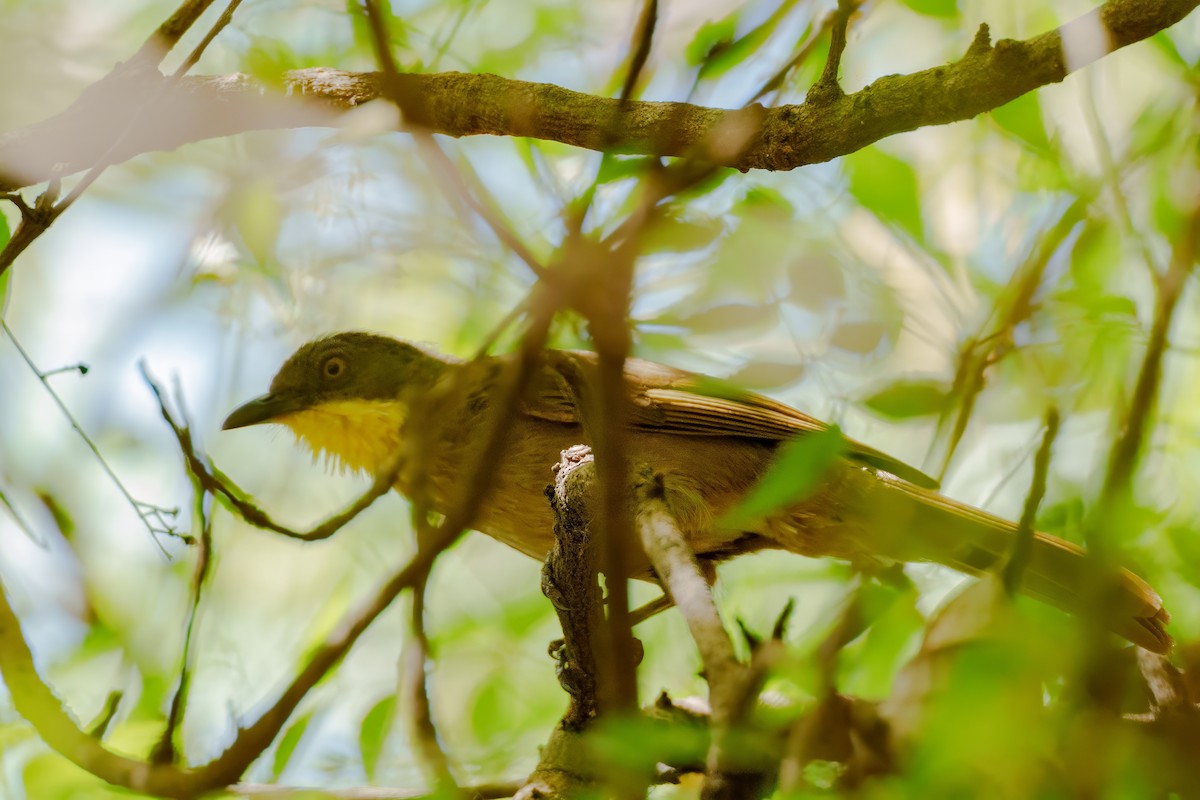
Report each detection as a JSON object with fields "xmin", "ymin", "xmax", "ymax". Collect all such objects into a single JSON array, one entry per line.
[{"xmin": 2, "ymin": 0, "xmax": 1195, "ymax": 191}]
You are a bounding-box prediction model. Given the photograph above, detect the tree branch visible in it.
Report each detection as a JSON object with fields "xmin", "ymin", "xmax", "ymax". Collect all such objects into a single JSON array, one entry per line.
[{"xmin": 2, "ymin": 0, "xmax": 1194, "ymax": 192}]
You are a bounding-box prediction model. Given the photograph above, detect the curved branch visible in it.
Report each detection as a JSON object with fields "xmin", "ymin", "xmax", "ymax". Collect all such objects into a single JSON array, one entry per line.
[{"xmin": 1, "ymin": 0, "xmax": 1195, "ymax": 191}]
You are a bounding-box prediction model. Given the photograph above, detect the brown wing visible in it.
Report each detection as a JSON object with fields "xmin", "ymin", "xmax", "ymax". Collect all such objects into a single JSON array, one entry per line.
[{"xmin": 521, "ymin": 349, "xmax": 938, "ymax": 490}]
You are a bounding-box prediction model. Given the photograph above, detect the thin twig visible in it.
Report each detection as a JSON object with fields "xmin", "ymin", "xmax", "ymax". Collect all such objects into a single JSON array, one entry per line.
[
  {"xmin": 0, "ymin": 320, "xmax": 179, "ymax": 554},
  {"xmin": 619, "ymin": 0, "xmax": 658, "ymax": 103},
  {"xmin": 360, "ymin": 0, "xmax": 548, "ymax": 280},
  {"xmin": 403, "ymin": 573, "xmax": 458, "ymax": 792},
  {"xmin": 1090, "ymin": 197, "xmax": 1200, "ymax": 555},
  {"xmin": 141, "ymin": 362, "xmax": 400, "ymax": 541},
  {"xmin": 0, "ymin": 0, "xmax": 246, "ymax": 278},
  {"xmin": 132, "ymin": 0, "xmax": 220, "ymax": 66},
  {"xmin": 1002, "ymin": 408, "xmax": 1061, "ymax": 596},
  {"xmin": 154, "ymin": 383, "xmax": 219, "ymax": 764},
  {"xmin": 809, "ymin": 0, "xmax": 859, "ymax": 103},
  {"xmin": 750, "ymin": 11, "xmax": 837, "ymax": 104}
]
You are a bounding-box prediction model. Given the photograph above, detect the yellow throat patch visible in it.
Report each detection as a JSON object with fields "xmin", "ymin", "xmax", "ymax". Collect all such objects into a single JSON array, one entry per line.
[{"xmin": 277, "ymin": 399, "xmax": 406, "ymax": 476}]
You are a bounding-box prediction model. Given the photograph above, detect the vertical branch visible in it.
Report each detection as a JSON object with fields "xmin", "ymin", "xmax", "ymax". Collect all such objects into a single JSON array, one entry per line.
[
  {"xmin": 808, "ymin": 0, "xmax": 859, "ymax": 103},
  {"xmin": 618, "ymin": 0, "xmax": 658, "ymax": 103},
  {"xmin": 404, "ymin": 574, "xmax": 457, "ymax": 791},
  {"xmin": 1089, "ymin": 198, "xmax": 1200, "ymax": 555},
  {"xmin": 1002, "ymin": 408, "xmax": 1060, "ymax": 596}
]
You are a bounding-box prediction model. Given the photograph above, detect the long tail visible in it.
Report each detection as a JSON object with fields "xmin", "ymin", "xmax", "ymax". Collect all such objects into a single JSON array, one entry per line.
[{"xmin": 856, "ymin": 472, "xmax": 1171, "ymax": 653}]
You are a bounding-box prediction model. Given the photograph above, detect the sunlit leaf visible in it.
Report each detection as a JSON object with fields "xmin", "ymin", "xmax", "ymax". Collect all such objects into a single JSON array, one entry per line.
[
  {"xmin": 787, "ymin": 255, "xmax": 846, "ymax": 310},
  {"xmin": 844, "ymin": 148, "xmax": 924, "ymax": 241},
  {"xmin": 830, "ymin": 320, "xmax": 890, "ymax": 354},
  {"xmin": 273, "ymin": 710, "xmax": 314, "ymax": 780},
  {"xmin": 863, "ymin": 379, "xmax": 950, "ymax": 419},
  {"xmin": 359, "ymin": 696, "xmax": 396, "ymax": 782},
  {"xmin": 641, "ymin": 213, "xmax": 725, "ymax": 254},
  {"xmin": 588, "ymin": 715, "xmax": 708, "ymax": 777},
  {"xmin": 991, "ymin": 92, "xmax": 1051, "ymax": 155},
  {"xmin": 900, "ymin": 0, "xmax": 958, "ymax": 18},
  {"xmin": 727, "ymin": 359, "xmax": 806, "ymax": 389},
  {"xmin": 686, "ymin": 14, "xmax": 738, "ymax": 68},
  {"xmin": 661, "ymin": 302, "xmax": 779, "ymax": 335},
  {"xmin": 722, "ymin": 425, "xmax": 845, "ymax": 528}
]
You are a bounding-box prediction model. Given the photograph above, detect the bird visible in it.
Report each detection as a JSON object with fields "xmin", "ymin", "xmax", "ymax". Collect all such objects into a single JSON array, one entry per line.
[{"xmin": 222, "ymin": 331, "xmax": 1171, "ymax": 653}]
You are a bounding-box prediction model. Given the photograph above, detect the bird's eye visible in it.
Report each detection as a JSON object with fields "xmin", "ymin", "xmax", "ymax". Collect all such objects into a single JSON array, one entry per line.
[{"xmin": 323, "ymin": 356, "xmax": 346, "ymax": 379}]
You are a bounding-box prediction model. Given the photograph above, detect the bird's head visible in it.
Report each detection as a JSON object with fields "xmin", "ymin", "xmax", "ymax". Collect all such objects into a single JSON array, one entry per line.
[{"xmin": 223, "ymin": 332, "xmax": 446, "ymax": 475}]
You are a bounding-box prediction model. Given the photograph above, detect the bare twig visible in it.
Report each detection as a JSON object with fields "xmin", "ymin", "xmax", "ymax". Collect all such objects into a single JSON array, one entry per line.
[
  {"xmin": 360, "ymin": 0, "xmax": 549, "ymax": 280},
  {"xmin": 141, "ymin": 363, "xmax": 402, "ymax": 541},
  {"xmin": 132, "ymin": 0, "xmax": 220, "ymax": 66},
  {"xmin": 808, "ymin": 0, "xmax": 860, "ymax": 104},
  {"xmin": 1090, "ymin": 196, "xmax": 1200, "ymax": 554},
  {"xmin": 153, "ymin": 437, "xmax": 218, "ymax": 765},
  {"xmin": 632, "ymin": 466, "xmax": 751, "ymax": 800},
  {"xmin": 928, "ymin": 199, "xmax": 1085, "ymax": 478},
  {"xmin": 750, "ymin": 11, "xmax": 837, "ymax": 104},
  {"xmin": 403, "ymin": 574, "xmax": 457, "ymax": 792},
  {"xmin": 0, "ymin": 0, "xmax": 246, "ymax": 278},
  {"xmin": 619, "ymin": 0, "xmax": 658, "ymax": 103},
  {"xmin": 1002, "ymin": 408, "xmax": 1060, "ymax": 596},
  {"xmin": 0, "ymin": 320, "xmax": 180, "ymax": 553}
]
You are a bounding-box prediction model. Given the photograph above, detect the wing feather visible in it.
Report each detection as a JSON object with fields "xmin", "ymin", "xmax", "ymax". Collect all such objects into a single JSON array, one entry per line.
[{"xmin": 518, "ymin": 350, "xmax": 938, "ymax": 489}]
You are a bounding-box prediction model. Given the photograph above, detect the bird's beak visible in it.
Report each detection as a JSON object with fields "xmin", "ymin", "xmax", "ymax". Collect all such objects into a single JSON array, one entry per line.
[{"xmin": 222, "ymin": 391, "xmax": 307, "ymax": 430}]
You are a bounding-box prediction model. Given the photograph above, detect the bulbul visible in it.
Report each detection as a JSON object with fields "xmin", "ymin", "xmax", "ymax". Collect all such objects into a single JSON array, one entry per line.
[{"xmin": 223, "ymin": 331, "xmax": 1170, "ymax": 652}]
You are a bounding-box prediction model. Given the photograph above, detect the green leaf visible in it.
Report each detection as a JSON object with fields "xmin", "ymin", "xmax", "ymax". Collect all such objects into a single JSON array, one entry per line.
[
  {"xmin": 899, "ymin": 0, "xmax": 958, "ymax": 18},
  {"xmin": 991, "ymin": 93, "xmax": 1051, "ymax": 155},
  {"xmin": 272, "ymin": 711, "xmax": 314, "ymax": 780},
  {"xmin": 726, "ymin": 360, "xmax": 806, "ymax": 389},
  {"xmin": 722, "ymin": 426, "xmax": 846, "ymax": 528},
  {"xmin": 686, "ymin": 15, "xmax": 738, "ymax": 67},
  {"xmin": 660, "ymin": 303, "xmax": 778, "ymax": 335},
  {"xmin": 588, "ymin": 716, "xmax": 709, "ymax": 777},
  {"xmin": 844, "ymin": 148, "xmax": 923, "ymax": 242},
  {"xmin": 641, "ymin": 213, "xmax": 725, "ymax": 254},
  {"xmin": 830, "ymin": 320, "xmax": 890, "ymax": 354},
  {"xmin": 359, "ymin": 696, "xmax": 396, "ymax": 782},
  {"xmin": 863, "ymin": 379, "xmax": 950, "ymax": 419},
  {"xmin": 595, "ymin": 155, "xmax": 656, "ymax": 186}
]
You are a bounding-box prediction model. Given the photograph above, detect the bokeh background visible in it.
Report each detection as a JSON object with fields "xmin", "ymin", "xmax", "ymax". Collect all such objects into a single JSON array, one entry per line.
[{"xmin": 0, "ymin": 0, "xmax": 1198, "ymax": 796}]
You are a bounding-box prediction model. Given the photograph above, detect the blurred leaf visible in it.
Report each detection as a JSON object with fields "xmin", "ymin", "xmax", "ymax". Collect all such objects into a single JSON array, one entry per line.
[
  {"xmin": 225, "ymin": 178, "xmax": 283, "ymax": 266},
  {"xmin": 663, "ymin": 302, "xmax": 779, "ymax": 335},
  {"xmin": 844, "ymin": 147, "xmax": 923, "ymax": 242},
  {"xmin": 900, "ymin": 0, "xmax": 958, "ymax": 18},
  {"xmin": 244, "ymin": 38, "xmax": 304, "ymax": 89},
  {"xmin": 727, "ymin": 359, "xmax": 806, "ymax": 389},
  {"xmin": 23, "ymin": 752, "xmax": 131, "ymax": 799},
  {"xmin": 273, "ymin": 710, "xmax": 314, "ymax": 780},
  {"xmin": 642, "ymin": 213, "xmax": 725, "ymax": 254},
  {"xmin": 991, "ymin": 93, "xmax": 1051, "ymax": 155},
  {"xmin": 1069, "ymin": 217, "xmax": 1122, "ymax": 293},
  {"xmin": 595, "ymin": 155, "xmax": 657, "ymax": 186},
  {"xmin": 840, "ymin": 583, "xmax": 924, "ymax": 698},
  {"xmin": 722, "ymin": 426, "xmax": 845, "ymax": 528},
  {"xmin": 686, "ymin": 14, "xmax": 738, "ymax": 68},
  {"xmin": 589, "ymin": 715, "xmax": 708, "ymax": 777},
  {"xmin": 359, "ymin": 696, "xmax": 396, "ymax": 782},
  {"xmin": 787, "ymin": 255, "xmax": 846, "ymax": 310},
  {"xmin": 829, "ymin": 320, "xmax": 890, "ymax": 354},
  {"xmin": 863, "ymin": 379, "xmax": 950, "ymax": 419}
]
